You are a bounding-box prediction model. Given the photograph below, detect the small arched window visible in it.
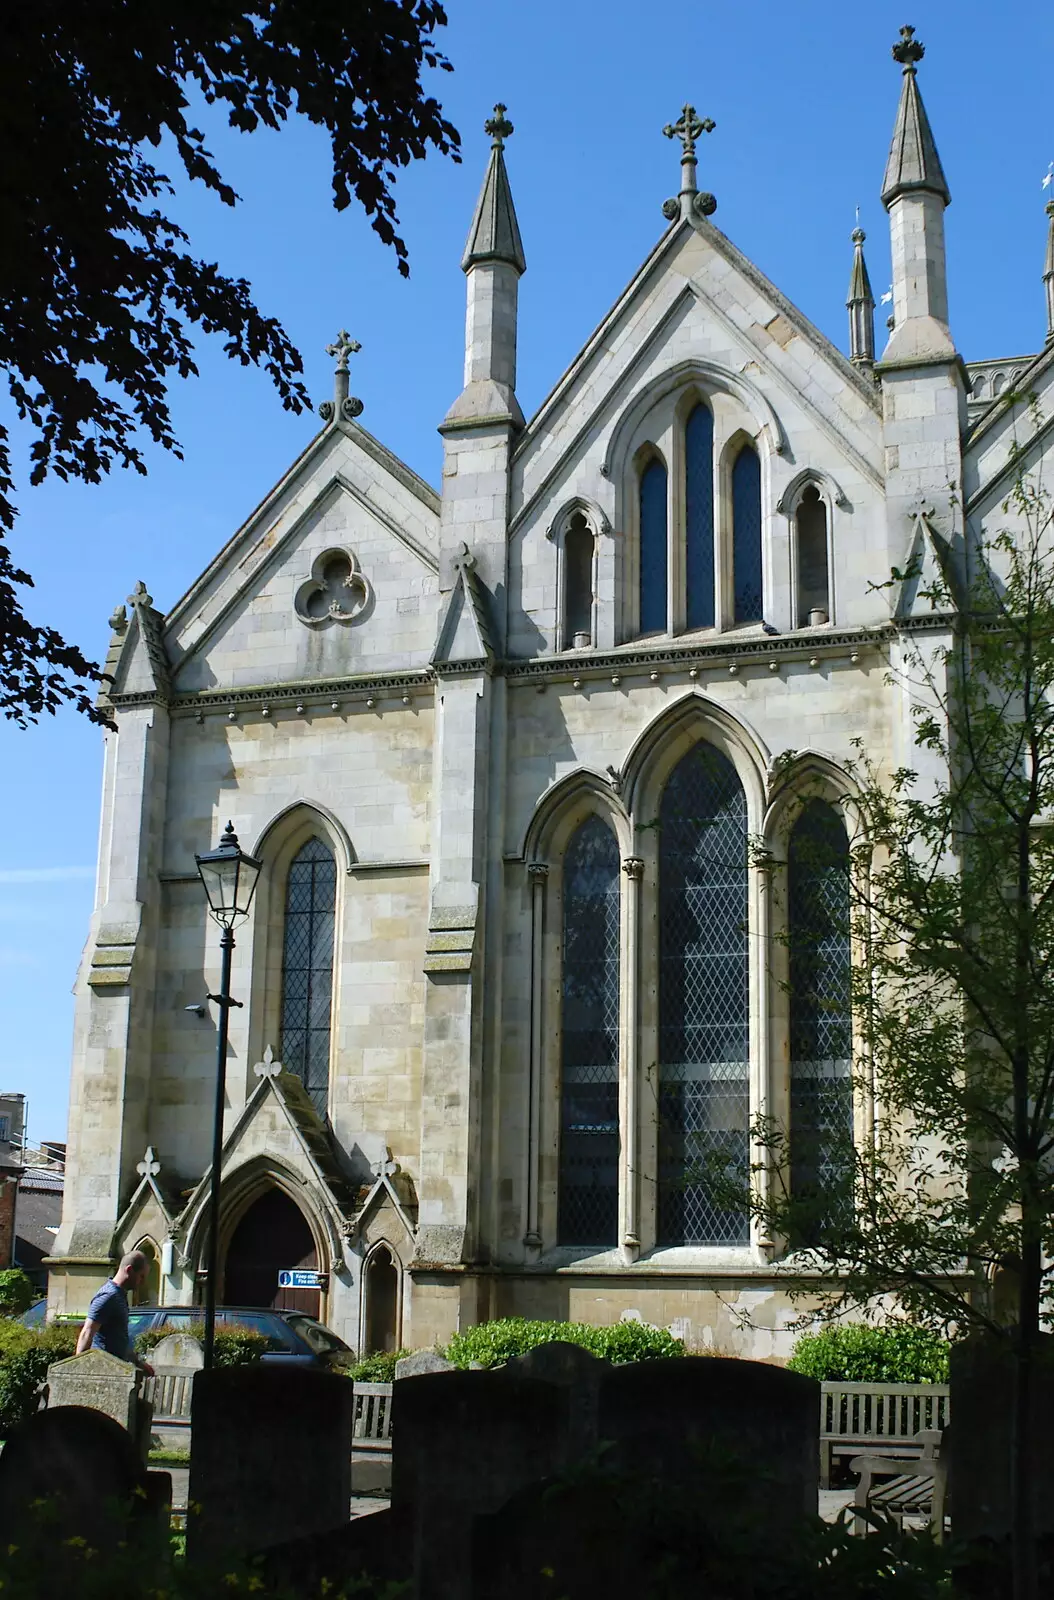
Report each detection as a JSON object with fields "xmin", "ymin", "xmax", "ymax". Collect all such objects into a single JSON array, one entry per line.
[
  {"xmin": 796, "ymin": 486, "xmax": 830, "ymax": 626},
  {"xmin": 658, "ymin": 743, "xmax": 749, "ymax": 1246},
  {"xmin": 558, "ymin": 815, "xmax": 620, "ymax": 1247},
  {"xmin": 639, "ymin": 458, "xmax": 668, "ymax": 635},
  {"xmin": 788, "ymin": 800, "xmax": 853, "ymax": 1240},
  {"xmin": 563, "ymin": 513, "xmax": 595, "ymax": 648},
  {"xmin": 281, "ymin": 837, "xmax": 337, "ymax": 1118},
  {"xmin": 732, "ymin": 444, "xmax": 763, "ymax": 624},
  {"xmin": 684, "ymin": 402, "xmax": 715, "ymax": 630}
]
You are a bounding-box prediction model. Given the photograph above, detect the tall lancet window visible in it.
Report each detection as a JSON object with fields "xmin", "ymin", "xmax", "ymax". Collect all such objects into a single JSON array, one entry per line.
[
  {"xmin": 685, "ymin": 402, "xmax": 715, "ymax": 630},
  {"xmin": 281, "ymin": 838, "xmax": 337, "ymax": 1118},
  {"xmin": 788, "ymin": 800, "xmax": 853, "ymax": 1241},
  {"xmin": 732, "ymin": 444, "xmax": 763, "ymax": 624},
  {"xmin": 796, "ymin": 487, "xmax": 830, "ymax": 626},
  {"xmin": 639, "ymin": 458, "xmax": 668, "ymax": 635},
  {"xmin": 563, "ymin": 513, "xmax": 595, "ymax": 648},
  {"xmin": 658, "ymin": 744, "xmax": 749, "ymax": 1246},
  {"xmin": 558, "ymin": 816, "xmax": 620, "ymax": 1246}
]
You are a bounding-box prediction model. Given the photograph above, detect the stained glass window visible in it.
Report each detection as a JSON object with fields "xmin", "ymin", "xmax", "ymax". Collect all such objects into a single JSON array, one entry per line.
[
  {"xmin": 558, "ymin": 816, "xmax": 620, "ymax": 1246},
  {"xmin": 639, "ymin": 458, "xmax": 668, "ymax": 635},
  {"xmin": 685, "ymin": 402, "xmax": 715, "ymax": 630},
  {"xmin": 658, "ymin": 744, "xmax": 749, "ymax": 1245},
  {"xmin": 788, "ymin": 800, "xmax": 853, "ymax": 1241},
  {"xmin": 281, "ymin": 838, "xmax": 337, "ymax": 1118},
  {"xmin": 732, "ymin": 445, "xmax": 763, "ymax": 624}
]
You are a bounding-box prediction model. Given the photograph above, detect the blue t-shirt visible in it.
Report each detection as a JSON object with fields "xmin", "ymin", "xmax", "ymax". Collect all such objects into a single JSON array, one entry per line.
[{"xmin": 87, "ymin": 1279, "xmax": 131, "ymax": 1361}]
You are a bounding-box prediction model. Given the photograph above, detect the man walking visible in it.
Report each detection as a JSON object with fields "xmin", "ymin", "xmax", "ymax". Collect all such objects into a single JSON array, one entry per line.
[{"xmin": 75, "ymin": 1251, "xmax": 154, "ymax": 1371}]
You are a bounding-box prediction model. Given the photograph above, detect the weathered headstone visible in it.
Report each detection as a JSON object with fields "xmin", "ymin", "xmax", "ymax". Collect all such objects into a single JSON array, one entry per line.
[
  {"xmin": 187, "ymin": 1365, "xmax": 354, "ymax": 1567},
  {"xmin": 148, "ymin": 1332, "xmax": 203, "ymax": 1451},
  {"xmin": 0, "ymin": 1405, "xmax": 171, "ymax": 1580},
  {"xmin": 47, "ymin": 1347, "xmax": 139, "ymax": 1429},
  {"xmin": 392, "ymin": 1351, "xmax": 818, "ymax": 1600},
  {"xmin": 394, "ymin": 1349, "xmax": 455, "ymax": 1379},
  {"xmin": 949, "ymin": 1334, "xmax": 1054, "ymax": 1547}
]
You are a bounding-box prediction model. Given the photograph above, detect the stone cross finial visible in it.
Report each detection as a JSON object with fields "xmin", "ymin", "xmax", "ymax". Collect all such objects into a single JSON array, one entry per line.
[
  {"xmin": 136, "ymin": 1146, "xmax": 161, "ymax": 1179},
  {"xmin": 108, "ymin": 603, "xmax": 128, "ymax": 634},
  {"xmin": 319, "ymin": 331, "xmax": 364, "ymax": 424},
  {"xmin": 892, "ymin": 24, "xmax": 925, "ymax": 67},
  {"xmin": 484, "ymin": 103, "xmax": 514, "ymax": 149},
  {"xmin": 371, "ymin": 1155, "xmax": 399, "ymax": 1179},
  {"xmin": 325, "ymin": 329, "xmax": 360, "ymax": 373},
  {"xmin": 127, "ymin": 580, "xmax": 153, "ymax": 609},
  {"xmin": 254, "ymin": 1044, "xmax": 283, "ymax": 1079},
  {"xmin": 663, "ymin": 103, "xmax": 715, "ymax": 162}
]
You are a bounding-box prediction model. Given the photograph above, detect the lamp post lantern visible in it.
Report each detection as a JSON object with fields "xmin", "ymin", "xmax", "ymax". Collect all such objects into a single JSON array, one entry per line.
[{"xmin": 195, "ymin": 821, "xmax": 261, "ymax": 1367}]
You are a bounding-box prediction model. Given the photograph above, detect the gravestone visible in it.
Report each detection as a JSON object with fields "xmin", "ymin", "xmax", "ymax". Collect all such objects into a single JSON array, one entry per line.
[
  {"xmin": 187, "ymin": 1365, "xmax": 354, "ymax": 1567},
  {"xmin": 949, "ymin": 1334, "xmax": 1054, "ymax": 1548},
  {"xmin": 394, "ymin": 1349, "xmax": 455, "ymax": 1379},
  {"xmin": 0, "ymin": 1405, "xmax": 171, "ymax": 1581},
  {"xmin": 47, "ymin": 1347, "xmax": 153, "ymax": 1463},
  {"xmin": 393, "ymin": 1352, "xmax": 818, "ymax": 1600},
  {"xmin": 148, "ymin": 1332, "xmax": 203, "ymax": 1451}
]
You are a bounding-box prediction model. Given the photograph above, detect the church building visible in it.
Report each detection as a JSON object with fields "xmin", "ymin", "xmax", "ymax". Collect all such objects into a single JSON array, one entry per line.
[{"xmin": 48, "ymin": 29, "xmax": 1054, "ymax": 1357}]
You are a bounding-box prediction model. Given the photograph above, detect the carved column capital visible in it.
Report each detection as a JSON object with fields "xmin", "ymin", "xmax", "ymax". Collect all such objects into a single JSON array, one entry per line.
[
  {"xmin": 527, "ymin": 862, "xmax": 550, "ymax": 885},
  {"xmin": 622, "ymin": 856, "xmax": 644, "ymax": 881}
]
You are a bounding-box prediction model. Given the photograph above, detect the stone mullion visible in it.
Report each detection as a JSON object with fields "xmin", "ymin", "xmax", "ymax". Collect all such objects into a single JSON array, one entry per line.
[
  {"xmin": 620, "ymin": 856, "xmax": 644, "ymax": 1262},
  {"xmin": 524, "ymin": 862, "xmax": 548, "ymax": 1259}
]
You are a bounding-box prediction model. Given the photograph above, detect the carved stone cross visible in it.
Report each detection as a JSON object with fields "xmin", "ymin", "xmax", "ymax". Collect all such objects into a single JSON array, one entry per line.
[
  {"xmin": 892, "ymin": 24, "xmax": 925, "ymax": 67},
  {"xmin": 485, "ymin": 103, "xmax": 514, "ymax": 150},
  {"xmin": 663, "ymin": 103, "xmax": 715, "ymax": 162},
  {"xmin": 137, "ymin": 1146, "xmax": 161, "ymax": 1180},
  {"xmin": 325, "ymin": 329, "xmax": 360, "ymax": 373},
  {"xmin": 254, "ymin": 1044, "xmax": 283, "ymax": 1079}
]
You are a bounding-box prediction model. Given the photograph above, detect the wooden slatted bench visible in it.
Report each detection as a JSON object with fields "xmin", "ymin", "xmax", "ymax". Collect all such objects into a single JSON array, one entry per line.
[
  {"xmin": 820, "ymin": 1381, "xmax": 949, "ymax": 1487},
  {"xmin": 352, "ymin": 1381, "xmax": 393, "ymax": 1452},
  {"xmin": 851, "ymin": 1430, "xmax": 948, "ymax": 1536}
]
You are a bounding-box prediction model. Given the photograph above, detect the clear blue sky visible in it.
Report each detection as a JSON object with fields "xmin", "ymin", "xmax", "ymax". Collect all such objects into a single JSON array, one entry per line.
[{"xmin": 2, "ymin": 0, "xmax": 1052, "ymax": 1143}]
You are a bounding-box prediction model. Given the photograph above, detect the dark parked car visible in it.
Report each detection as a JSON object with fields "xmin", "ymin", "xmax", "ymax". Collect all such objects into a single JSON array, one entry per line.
[{"xmin": 126, "ymin": 1306, "xmax": 352, "ymax": 1366}]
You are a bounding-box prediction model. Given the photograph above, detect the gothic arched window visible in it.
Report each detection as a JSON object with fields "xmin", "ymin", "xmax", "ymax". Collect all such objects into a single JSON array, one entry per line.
[
  {"xmin": 796, "ymin": 486, "xmax": 830, "ymax": 626},
  {"xmin": 639, "ymin": 457, "xmax": 668, "ymax": 636},
  {"xmin": 732, "ymin": 444, "xmax": 763, "ymax": 624},
  {"xmin": 788, "ymin": 800, "xmax": 853, "ymax": 1239},
  {"xmin": 280, "ymin": 837, "xmax": 337, "ymax": 1117},
  {"xmin": 563, "ymin": 513, "xmax": 595, "ymax": 648},
  {"xmin": 558, "ymin": 815, "xmax": 620, "ymax": 1247},
  {"xmin": 685, "ymin": 402, "xmax": 715, "ymax": 630},
  {"xmin": 658, "ymin": 744, "xmax": 749, "ymax": 1246}
]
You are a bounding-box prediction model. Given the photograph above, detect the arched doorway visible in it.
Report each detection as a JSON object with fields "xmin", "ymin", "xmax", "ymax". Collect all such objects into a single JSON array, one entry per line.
[
  {"xmin": 224, "ymin": 1187, "xmax": 321, "ymax": 1316},
  {"xmin": 363, "ymin": 1246, "xmax": 400, "ymax": 1354}
]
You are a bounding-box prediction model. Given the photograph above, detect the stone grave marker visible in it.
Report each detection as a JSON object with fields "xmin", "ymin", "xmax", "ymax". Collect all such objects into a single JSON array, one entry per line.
[
  {"xmin": 949, "ymin": 1334, "xmax": 1054, "ymax": 1548},
  {"xmin": 0, "ymin": 1405, "xmax": 171, "ymax": 1579},
  {"xmin": 394, "ymin": 1349, "xmax": 455, "ymax": 1379},
  {"xmin": 148, "ymin": 1331, "xmax": 203, "ymax": 1451},
  {"xmin": 187, "ymin": 1365, "xmax": 354, "ymax": 1567},
  {"xmin": 47, "ymin": 1347, "xmax": 139, "ymax": 1430}
]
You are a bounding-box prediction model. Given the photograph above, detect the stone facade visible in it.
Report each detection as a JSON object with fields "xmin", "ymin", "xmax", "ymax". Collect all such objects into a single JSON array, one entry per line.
[{"xmin": 49, "ymin": 41, "xmax": 1054, "ymax": 1359}]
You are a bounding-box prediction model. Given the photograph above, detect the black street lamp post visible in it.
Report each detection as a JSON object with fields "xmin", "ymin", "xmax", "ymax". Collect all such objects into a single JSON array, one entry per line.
[{"xmin": 195, "ymin": 821, "xmax": 262, "ymax": 1368}]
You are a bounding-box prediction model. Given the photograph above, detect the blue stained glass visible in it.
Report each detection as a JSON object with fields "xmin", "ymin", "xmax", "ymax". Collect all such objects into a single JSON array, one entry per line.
[
  {"xmin": 657, "ymin": 743, "xmax": 749, "ymax": 1246},
  {"xmin": 639, "ymin": 459, "xmax": 668, "ymax": 635},
  {"xmin": 732, "ymin": 445, "xmax": 763, "ymax": 624},
  {"xmin": 559, "ymin": 816, "xmax": 620, "ymax": 1246},
  {"xmin": 685, "ymin": 403, "xmax": 715, "ymax": 629},
  {"xmin": 281, "ymin": 838, "xmax": 336, "ymax": 1119},
  {"xmin": 788, "ymin": 801, "xmax": 853, "ymax": 1238}
]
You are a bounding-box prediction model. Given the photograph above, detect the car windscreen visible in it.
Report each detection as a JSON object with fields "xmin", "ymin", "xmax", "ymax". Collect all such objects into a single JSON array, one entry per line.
[{"xmin": 282, "ymin": 1315, "xmax": 350, "ymax": 1355}]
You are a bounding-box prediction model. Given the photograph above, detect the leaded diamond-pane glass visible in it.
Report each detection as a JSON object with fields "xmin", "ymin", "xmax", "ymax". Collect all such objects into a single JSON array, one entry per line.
[
  {"xmin": 732, "ymin": 445, "xmax": 763, "ymax": 624},
  {"xmin": 558, "ymin": 816, "xmax": 620, "ymax": 1246},
  {"xmin": 685, "ymin": 403, "xmax": 715, "ymax": 630},
  {"xmin": 789, "ymin": 801, "xmax": 852, "ymax": 1240},
  {"xmin": 281, "ymin": 838, "xmax": 336, "ymax": 1118},
  {"xmin": 658, "ymin": 744, "xmax": 749, "ymax": 1245},
  {"xmin": 639, "ymin": 459, "xmax": 668, "ymax": 636}
]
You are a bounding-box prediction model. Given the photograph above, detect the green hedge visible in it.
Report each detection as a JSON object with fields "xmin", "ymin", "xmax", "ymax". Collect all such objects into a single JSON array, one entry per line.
[
  {"xmin": 787, "ymin": 1322, "xmax": 949, "ymax": 1383},
  {"xmin": 0, "ymin": 1323, "xmax": 78, "ymax": 1434},
  {"xmin": 444, "ymin": 1316, "xmax": 686, "ymax": 1369},
  {"xmin": 344, "ymin": 1348, "xmax": 412, "ymax": 1382},
  {"xmin": 0, "ymin": 1270, "xmax": 36, "ymax": 1317}
]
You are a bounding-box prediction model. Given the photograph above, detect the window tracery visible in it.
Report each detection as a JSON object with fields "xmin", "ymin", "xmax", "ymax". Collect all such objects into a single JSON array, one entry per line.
[{"xmin": 280, "ymin": 837, "xmax": 337, "ymax": 1118}]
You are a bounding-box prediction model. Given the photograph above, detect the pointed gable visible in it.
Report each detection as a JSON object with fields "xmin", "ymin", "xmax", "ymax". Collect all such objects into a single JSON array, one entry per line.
[
  {"xmin": 896, "ymin": 504, "xmax": 962, "ymax": 618},
  {"xmin": 432, "ymin": 544, "xmax": 495, "ymax": 667}
]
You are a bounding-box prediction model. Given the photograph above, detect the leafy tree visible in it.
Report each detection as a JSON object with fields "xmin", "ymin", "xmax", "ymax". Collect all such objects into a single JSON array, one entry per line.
[
  {"xmin": 745, "ymin": 453, "xmax": 1054, "ymax": 1598},
  {"xmin": 0, "ymin": 1, "xmax": 459, "ymax": 725}
]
